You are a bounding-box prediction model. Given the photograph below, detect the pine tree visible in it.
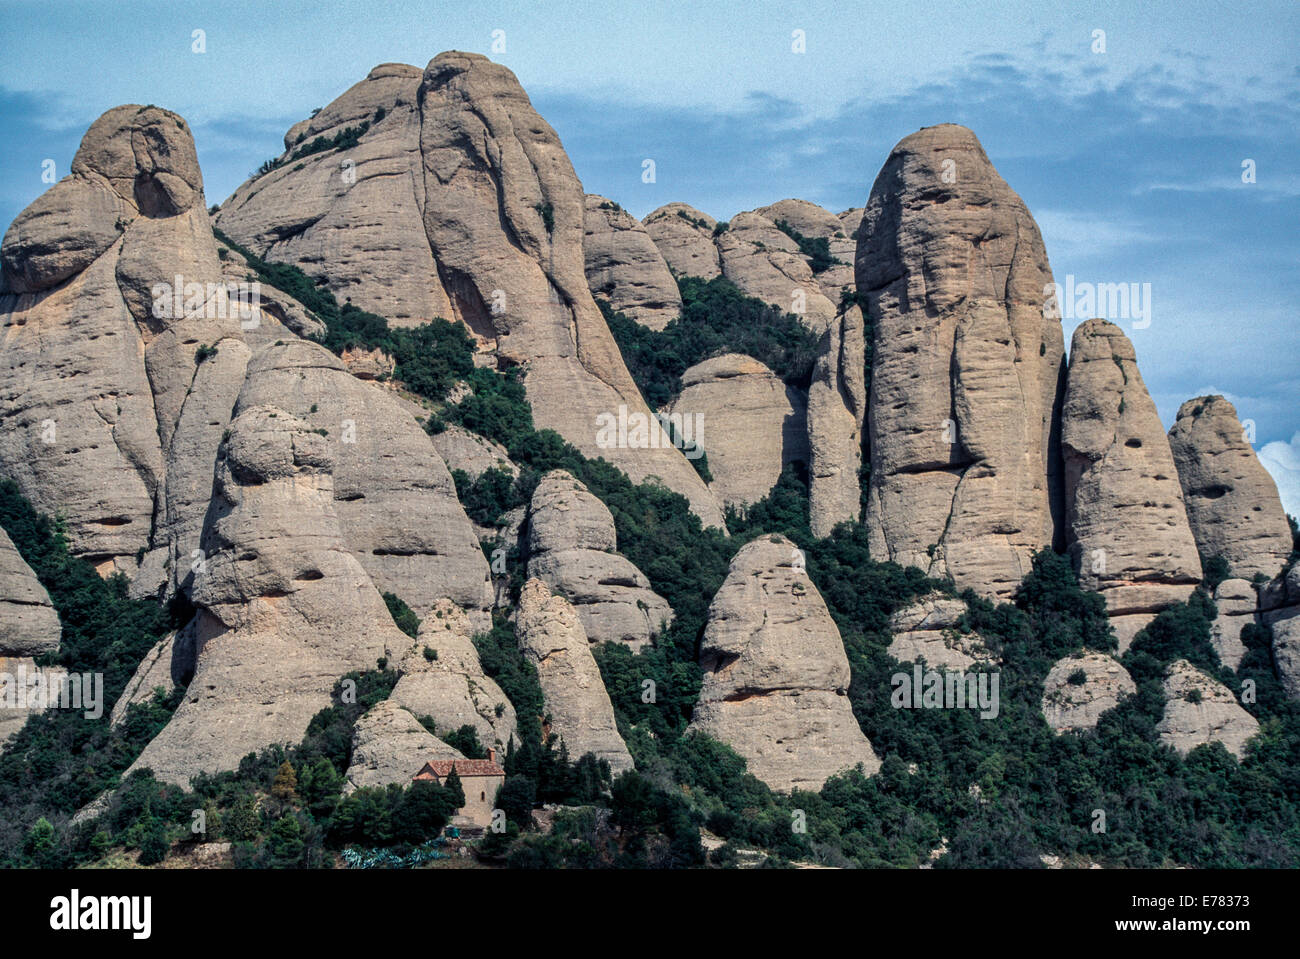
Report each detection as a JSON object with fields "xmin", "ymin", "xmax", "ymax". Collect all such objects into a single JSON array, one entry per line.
[{"xmin": 271, "ymin": 760, "xmax": 298, "ymax": 801}]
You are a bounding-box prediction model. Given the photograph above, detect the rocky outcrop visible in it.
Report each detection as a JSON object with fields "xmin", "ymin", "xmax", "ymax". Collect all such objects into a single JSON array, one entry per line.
[
  {"xmin": 887, "ymin": 593, "xmax": 993, "ymax": 670},
  {"xmin": 109, "ymin": 629, "xmax": 182, "ymax": 727},
  {"xmin": 515, "ymin": 578, "xmax": 633, "ymax": 773},
  {"xmin": 807, "ymin": 299, "xmax": 866, "ymax": 537},
  {"xmin": 234, "ymin": 339, "xmax": 492, "ymax": 625},
  {"xmin": 0, "ymin": 530, "xmax": 64, "ymax": 746},
  {"xmin": 1155, "ymin": 659, "xmax": 1259, "ymax": 758},
  {"xmin": 583, "ymin": 195, "xmax": 681, "ymax": 330},
  {"xmin": 215, "ymin": 54, "xmax": 723, "ymax": 528},
  {"xmin": 0, "ymin": 527, "xmax": 60, "ymax": 657},
  {"xmin": 1062, "ymin": 320, "xmax": 1201, "ymax": 650},
  {"xmin": 343, "ymin": 699, "xmax": 463, "ymax": 793},
  {"xmin": 746, "ymin": 201, "xmax": 865, "ymax": 534},
  {"xmin": 688, "ymin": 535, "xmax": 880, "ymax": 792},
  {"xmin": 1261, "ymin": 564, "xmax": 1300, "ymax": 700},
  {"xmin": 1210, "ymin": 578, "xmax": 1257, "ymax": 672},
  {"xmin": 856, "ymin": 124, "xmax": 1066, "ymax": 599},
  {"xmin": 664, "ymin": 354, "xmax": 807, "ymax": 508},
  {"xmin": 0, "ymin": 655, "xmax": 67, "ymax": 746},
  {"xmin": 390, "ymin": 598, "xmax": 517, "ymax": 750},
  {"xmin": 212, "ymin": 238, "xmax": 325, "ymax": 342},
  {"xmin": 1, "ymin": 105, "xmax": 247, "ymax": 586},
  {"xmin": 716, "ymin": 211, "xmax": 837, "ymax": 334},
  {"xmin": 430, "ymin": 423, "xmax": 516, "ymax": 481},
  {"xmin": 1040, "ymin": 652, "xmax": 1135, "ymax": 733},
  {"xmin": 126, "ymin": 406, "xmax": 407, "ymax": 786},
  {"xmin": 643, "ymin": 203, "xmax": 721, "ymax": 279},
  {"xmin": 1167, "ymin": 395, "xmax": 1293, "ymax": 581},
  {"xmin": 525, "ymin": 470, "xmax": 671, "ymax": 649}
]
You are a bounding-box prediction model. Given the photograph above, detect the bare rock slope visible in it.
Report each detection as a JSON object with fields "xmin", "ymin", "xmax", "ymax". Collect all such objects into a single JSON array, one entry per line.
[
  {"xmin": 127, "ymin": 406, "xmax": 406, "ymax": 786},
  {"xmin": 525, "ymin": 470, "xmax": 671, "ymax": 650}
]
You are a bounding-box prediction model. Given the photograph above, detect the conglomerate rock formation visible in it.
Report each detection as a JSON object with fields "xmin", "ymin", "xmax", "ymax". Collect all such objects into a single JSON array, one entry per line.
[
  {"xmin": 525, "ymin": 470, "xmax": 671, "ymax": 650},
  {"xmin": 515, "ymin": 578, "xmax": 634, "ymax": 774},
  {"xmin": 126, "ymin": 406, "xmax": 406, "ymax": 786},
  {"xmin": 215, "ymin": 55, "xmax": 723, "ymax": 527},
  {"xmin": 1167, "ymin": 394, "xmax": 1293, "ymax": 582},
  {"xmin": 1061, "ymin": 319, "xmax": 1201, "ymax": 651},
  {"xmin": 855, "ymin": 124, "xmax": 1066, "ymax": 600},
  {"xmin": 664, "ymin": 354, "xmax": 808, "ymax": 508},
  {"xmin": 688, "ymin": 535, "xmax": 880, "ymax": 793}
]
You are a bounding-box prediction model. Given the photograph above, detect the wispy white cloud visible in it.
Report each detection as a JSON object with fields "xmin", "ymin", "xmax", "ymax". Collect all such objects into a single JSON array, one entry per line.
[{"xmin": 1259, "ymin": 433, "xmax": 1300, "ymax": 520}]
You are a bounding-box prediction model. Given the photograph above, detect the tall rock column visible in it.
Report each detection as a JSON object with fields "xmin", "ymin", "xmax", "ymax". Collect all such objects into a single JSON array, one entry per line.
[
  {"xmin": 516, "ymin": 578, "xmax": 634, "ymax": 774},
  {"xmin": 1, "ymin": 105, "xmax": 248, "ymax": 584},
  {"xmin": 1061, "ymin": 320, "xmax": 1201, "ymax": 650},
  {"xmin": 1167, "ymin": 395, "xmax": 1293, "ymax": 581},
  {"xmin": 856, "ymin": 124, "xmax": 1065, "ymax": 598}
]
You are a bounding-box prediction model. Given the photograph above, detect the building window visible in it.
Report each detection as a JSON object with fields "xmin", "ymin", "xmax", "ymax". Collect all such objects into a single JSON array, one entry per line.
[{"xmin": 480, "ymin": 791, "xmax": 485, "ymax": 801}]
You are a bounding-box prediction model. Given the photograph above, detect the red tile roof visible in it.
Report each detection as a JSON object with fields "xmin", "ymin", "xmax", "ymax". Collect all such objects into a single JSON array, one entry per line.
[{"xmin": 413, "ymin": 758, "xmax": 505, "ymax": 780}]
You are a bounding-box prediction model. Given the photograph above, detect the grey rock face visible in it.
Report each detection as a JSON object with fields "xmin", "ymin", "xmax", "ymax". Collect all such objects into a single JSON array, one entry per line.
[
  {"xmin": 1155, "ymin": 659, "xmax": 1259, "ymax": 758},
  {"xmin": 0, "ymin": 527, "xmax": 61, "ymax": 657},
  {"xmin": 1168, "ymin": 395, "xmax": 1293, "ymax": 581},
  {"xmin": 888, "ymin": 593, "xmax": 993, "ymax": 670},
  {"xmin": 716, "ymin": 211, "xmax": 837, "ymax": 335},
  {"xmin": 1210, "ymin": 578, "xmax": 1257, "ymax": 672},
  {"xmin": 665, "ymin": 354, "xmax": 808, "ymax": 508},
  {"xmin": 216, "ymin": 54, "xmax": 723, "ymax": 527},
  {"xmin": 126, "ymin": 406, "xmax": 407, "ymax": 786},
  {"xmin": 344, "ymin": 700, "xmax": 464, "ymax": 794},
  {"xmin": 525, "ymin": 470, "xmax": 671, "ymax": 650},
  {"xmin": 1041, "ymin": 652, "xmax": 1135, "ymax": 733},
  {"xmin": 1, "ymin": 105, "xmax": 245, "ymax": 582},
  {"xmin": 390, "ymin": 598, "xmax": 517, "ymax": 750},
  {"xmin": 1062, "ymin": 320, "xmax": 1201, "ymax": 650},
  {"xmin": 583, "ymin": 194, "xmax": 682, "ymax": 331},
  {"xmin": 235, "ymin": 339, "xmax": 492, "ymax": 626},
  {"xmin": 1261, "ymin": 564, "xmax": 1300, "ymax": 700},
  {"xmin": 516, "ymin": 578, "xmax": 633, "ymax": 773},
  {"xmin": 688, "ymin": 535, "xmax": 880, "ymax": 793},
  {"xmin": 856, "ymin": 124, "xmax": 1066, "ymax": 599},
  {"xmin": 643, "ymin": 203, "xmax": 721, "ymax": 279}
]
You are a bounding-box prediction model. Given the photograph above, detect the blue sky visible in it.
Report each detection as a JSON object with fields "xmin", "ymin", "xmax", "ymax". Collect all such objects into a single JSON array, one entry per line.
[{"xmin": 2, "ymin": 0, "xmax": 1297, "ymax": 512}]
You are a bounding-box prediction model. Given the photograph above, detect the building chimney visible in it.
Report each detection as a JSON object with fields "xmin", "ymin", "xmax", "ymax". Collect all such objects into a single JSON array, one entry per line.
[{"xmin": 487, "ymin": 746, "xmax": 496, "ymax": 764}]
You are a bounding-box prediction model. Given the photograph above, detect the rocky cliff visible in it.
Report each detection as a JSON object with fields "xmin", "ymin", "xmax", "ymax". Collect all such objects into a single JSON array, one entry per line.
[
  {"xmin": 1, "ymin": 105, "xmax": 248, "ymax": 589},
  {"xmin": 1167, "ymin": 395, "xmax": 1293, "ymax": 581},
  {"xmin": 515, "ymin": 578, "xmax": 634, "ymax": 773},
  {"xmin": 1062, "ymin": 319, "xmax": 1201, "ymax": 650},
  {"xmin": 127, "ymin": 406, "xmax": 405, "ymax": 785},
  {"xmin": 525, "ymin": 470, "xmax": 671, "ymax": 650},
  {"xmin": 583, "ymin": 195, "xmax": 681, "ymax": 330},
  {"xmin": 215, "ymin": 55, "xmax": 723, "ymax": 527},
  {"xmin": 688, "ymin": 535, "xmax": 880, "ymax": 792},
  {"xmin": 664, "ymin": 354, "xmax": 808, "ymax": 508},
  {"xmin": 856, "ymin": 124, "xmax": 1066, "ymax": 599}
]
